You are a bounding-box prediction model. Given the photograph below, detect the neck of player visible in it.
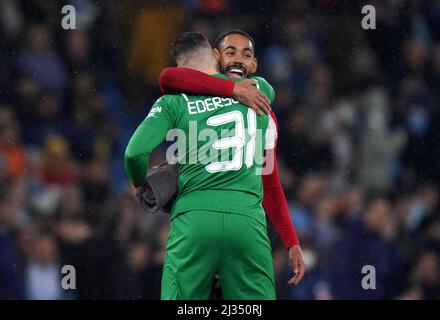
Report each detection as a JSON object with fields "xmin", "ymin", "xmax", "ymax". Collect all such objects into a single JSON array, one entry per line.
[{"xmin": 178, "ymin": 56, "xmax": 219, "ymax": 75}]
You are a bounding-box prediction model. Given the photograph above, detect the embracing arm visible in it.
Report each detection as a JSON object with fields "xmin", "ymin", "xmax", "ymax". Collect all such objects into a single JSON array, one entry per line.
[
  {"xmin": 262, "ymin": 113, "xmax": 299, "ymax": 249},
  {"xmin": 263, "ymin": 111, "xmax": 305, "ymax": 285},
  {"xmin": 159, "ymin": 67, "xmax": 270, "ymax": 115},
  {"xmin": 124, "ymin": 122, "xmax": 166, "ymax": 187},
  {"xmin": 262, "ymin": 153, "xmax": 299, "ymax": 249},
  {"xmin": 124, "ymin": 99, "xmax": 173, "ymax": 187},
  {"xmin": 159, "ymin": 67, "xmax": 235, "ymax": 96}
]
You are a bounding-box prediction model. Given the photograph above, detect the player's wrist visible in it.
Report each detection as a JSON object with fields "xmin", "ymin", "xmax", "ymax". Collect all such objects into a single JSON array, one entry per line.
[
  {"xmin": 286, "ymin": 242, "xmax": 300, "ymax": 252},
  {"xmin": 230, "ymin": 81, "xmax": 242, "ymax": 98}
]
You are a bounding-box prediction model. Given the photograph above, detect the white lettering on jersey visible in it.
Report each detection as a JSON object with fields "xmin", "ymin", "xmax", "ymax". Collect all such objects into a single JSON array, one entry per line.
[
  {"xmin": 187, "ymin": 97, "xmax": 240, "ymax": 115},
  {"xmin": 146, "ymin": 102, "xmax": 163, "ymax": 118}
]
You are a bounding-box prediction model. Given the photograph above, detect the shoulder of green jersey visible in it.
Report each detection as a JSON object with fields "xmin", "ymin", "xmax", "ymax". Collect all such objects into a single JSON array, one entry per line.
[
  {"xmin": 146, "ymin": 106, "xmax": 162, "ymax": 119},
  {"xmin": 181, "ymin": 93, "xmax": 189, "ymax": 101},
  {"xmin": 250, "ymin": 76, "xmax": 264, "ymax": 90},
  {"xmin": 146, "ymin": 96, "xmax": 169, "ymax": 119},
  {"xmin": 250, "ymin": 76, "xmax": 275, "ymax": 102},
  {"xmin": 250, "ymin": 76, "xmax": 269, "ymax": 86}
]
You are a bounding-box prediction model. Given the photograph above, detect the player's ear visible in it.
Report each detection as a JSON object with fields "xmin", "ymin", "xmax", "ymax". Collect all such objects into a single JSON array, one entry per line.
[
  {"xmin": 213, "ymin": 48, "xmax": 220, "ymax": 62},
  {"xmin": 250, "ymin": 57, "xmax": 258, "ymax": 74}
]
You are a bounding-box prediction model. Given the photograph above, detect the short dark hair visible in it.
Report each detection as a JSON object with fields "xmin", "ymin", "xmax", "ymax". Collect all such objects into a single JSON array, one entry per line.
[
  {"xmin": 171, "ymin": 32, "xmax": 211, "ymax": 65},
  {"xmin": 214, "ymin": 29, "xmax": 255, "ymax": 49}
]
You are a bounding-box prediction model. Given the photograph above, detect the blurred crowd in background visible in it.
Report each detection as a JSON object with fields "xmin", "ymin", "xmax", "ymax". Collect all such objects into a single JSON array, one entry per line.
[{"xmin": 1, "ymin": 0, "xmax": 440, "ymax": 300}]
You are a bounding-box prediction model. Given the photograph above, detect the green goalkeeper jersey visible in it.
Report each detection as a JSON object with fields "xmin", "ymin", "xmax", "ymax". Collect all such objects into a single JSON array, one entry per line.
[{"xmin": 125, "ymin": 74, "xmax": 276, "ymax": 223}]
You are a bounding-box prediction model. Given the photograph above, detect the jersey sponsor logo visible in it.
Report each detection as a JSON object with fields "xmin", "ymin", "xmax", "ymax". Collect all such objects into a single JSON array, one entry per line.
[
  {"xmin": 146, "ymin": 106, "xmax": 162, "ymax": 119},
  {"xmin": 187, "ymin": 97, "xmax": 239, "ymax": 115}
]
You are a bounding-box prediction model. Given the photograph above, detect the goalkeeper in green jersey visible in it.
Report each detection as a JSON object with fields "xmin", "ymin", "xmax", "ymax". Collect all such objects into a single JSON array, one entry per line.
[{"xmin": 125, "ymin": 32, "xmax": 299, "ymax": 299}]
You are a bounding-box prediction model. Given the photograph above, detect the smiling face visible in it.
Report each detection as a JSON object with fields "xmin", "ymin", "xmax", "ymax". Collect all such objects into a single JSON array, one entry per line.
[{"xmin": 214, "ymin": 33, "xmax": 258, "ymax": 79}]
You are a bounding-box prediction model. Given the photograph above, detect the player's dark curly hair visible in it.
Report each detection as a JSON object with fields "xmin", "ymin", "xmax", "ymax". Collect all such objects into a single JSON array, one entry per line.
[
  {"xmin": 214, "ymin": 29, "xmax": 255, "ymax": 49},
  {"xmin": 171, "ymin": 32, "xmax": 211, "ymax": 65}
]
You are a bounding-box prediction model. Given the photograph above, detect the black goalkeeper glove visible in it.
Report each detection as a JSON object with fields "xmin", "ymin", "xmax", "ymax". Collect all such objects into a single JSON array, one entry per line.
[{"xmin": 135, "ymin": 162, "xmax": 178, "ymax": 214}]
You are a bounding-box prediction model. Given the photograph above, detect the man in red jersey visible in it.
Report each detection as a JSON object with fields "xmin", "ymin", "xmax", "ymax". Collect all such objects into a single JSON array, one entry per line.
[{"xmin": 159, "ymin": 29, "xmax": 306, "ymax": 287}]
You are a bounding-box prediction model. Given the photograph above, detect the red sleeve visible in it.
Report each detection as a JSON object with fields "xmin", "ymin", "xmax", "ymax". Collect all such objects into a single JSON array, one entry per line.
[
  {"xmin": 159, "ymin": 67, "xmax": 235, "ymax": 96},
  {"xmin": 262, "ymin": 111, "xmax": 300, "ymax": 249}
]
